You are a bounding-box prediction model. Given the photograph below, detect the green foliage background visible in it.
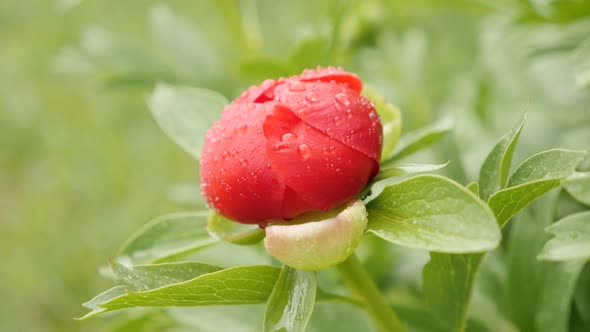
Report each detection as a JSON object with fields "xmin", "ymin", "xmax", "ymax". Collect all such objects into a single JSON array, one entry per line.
[{"xmin": 1, "ymin": 0, "xmax": 589, "ymax": 331}]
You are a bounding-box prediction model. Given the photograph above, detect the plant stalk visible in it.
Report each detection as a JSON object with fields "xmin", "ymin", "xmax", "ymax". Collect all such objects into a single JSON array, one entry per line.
[{"xmin": 337, "ymin": 253, "xmax": 407, "ymax": 332}]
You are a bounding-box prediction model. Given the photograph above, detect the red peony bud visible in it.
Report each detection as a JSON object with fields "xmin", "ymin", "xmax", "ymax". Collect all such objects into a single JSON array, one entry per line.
[{"xmin": 200, "ymin": 67, "xmax": 383, "ymax": 224}]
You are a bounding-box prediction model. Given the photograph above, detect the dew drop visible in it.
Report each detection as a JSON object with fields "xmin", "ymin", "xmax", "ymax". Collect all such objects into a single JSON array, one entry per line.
[
  {"xmin": 297, "ymin": 144, "xmax": 312, "ymax": 159},
  {"xmin": 368, "ymin": 111, "xmax": 376, "ymax": 119},
  {"xmin": 240, "ymin": 158, "xmax": 248, "ymax": 166},
  {"xmin": 334, "ymin": 93, "xmax": 351, "ymax": 106},
  {"xmin": 214, "ymin": 196, "xmax": 220, "ymax": 202},
  {"xmin": 306, "ymin": 91, "xmax": 319, "ymax": 102},
  {"xmin": 222, "ymin": 151, "xmax": 230, "ymax": 160},
  {"xmin": 289, "ymin": 80, "xmax": 305, "ymax": 91},
  {"xmin": 281, "ymin": 132, "xmax": 297, "ymax": 142},
  {"xmin": 346, "ymin": 109, "xmax": 353, "ymax": 118},
  {"xmin": 235, "ymin": 123, "xmax": 247, "ymax": 135},
  {"xmin": 334, "ymin": 116, "xmax": 342, "ymax": 125}
]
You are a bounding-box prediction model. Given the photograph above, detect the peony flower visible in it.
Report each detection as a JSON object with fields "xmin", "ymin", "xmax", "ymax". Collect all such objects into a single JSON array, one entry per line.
[{"xmin": 200, "ymin": 67, "xmax": 382, "ymax": 225}]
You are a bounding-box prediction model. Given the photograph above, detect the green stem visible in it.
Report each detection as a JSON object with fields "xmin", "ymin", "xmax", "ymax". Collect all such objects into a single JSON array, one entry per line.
[{"xmin": 337, "ymin": 254, "xmax": 407, "ymax": 332}]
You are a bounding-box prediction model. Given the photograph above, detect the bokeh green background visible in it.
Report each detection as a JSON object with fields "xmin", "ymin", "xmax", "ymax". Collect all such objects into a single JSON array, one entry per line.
[{"xmin": 2, "ymin": 1, "xmax": 589, "ymax": 331}]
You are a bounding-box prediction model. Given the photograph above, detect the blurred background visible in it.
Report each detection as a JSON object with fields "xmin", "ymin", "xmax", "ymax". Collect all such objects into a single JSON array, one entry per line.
[{"xmin": 1, "ymin": 0, "xmax": 589, "ymax": 331}]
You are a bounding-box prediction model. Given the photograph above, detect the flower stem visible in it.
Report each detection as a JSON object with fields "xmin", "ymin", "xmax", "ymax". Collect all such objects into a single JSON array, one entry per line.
[{"xmin": 337, "ymin": 254, "xmax": 407, "ymax": 332}]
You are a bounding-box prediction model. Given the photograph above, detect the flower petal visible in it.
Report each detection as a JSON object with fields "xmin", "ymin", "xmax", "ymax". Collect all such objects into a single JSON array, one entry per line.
[
  {"xmin": 263, "ymin": 105, "xmax": 375, "ymax": 213},
  {"xmin": 274, "ymin": 80, "xmax": 382, "ymax": 163},
  {"xmin": 200, "ymin": 101, "xmax": 285, "ymax": 223},
  {"xmin": 297, "ymin": 66, "xmax": 362, "ymax": 92}
]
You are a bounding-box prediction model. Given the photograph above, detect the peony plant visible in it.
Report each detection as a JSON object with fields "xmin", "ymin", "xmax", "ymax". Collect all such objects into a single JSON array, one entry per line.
[{"xmin": 81, "ymin": 67, "xmax": 588, "ymax": 332}]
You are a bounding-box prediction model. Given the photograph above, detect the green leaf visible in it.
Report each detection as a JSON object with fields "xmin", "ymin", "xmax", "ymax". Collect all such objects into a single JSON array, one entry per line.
[
  {"xmin": 488, "ymin": 179, "xmax": 562, "ymax": 228},
  {"xmin": 80, "ymin": 286, "xmax": 127, "ymax": 319},
  {"xmin": 111, "ymin": 261, "xmax": 222, "ymax": 291},
  {"xmin": 564, "ymin": 172, "xmax": 590, "ymax": 206},
  {"xmin": 466, "ymin": 182, "xmax": 479, "ymax": 195},
  {"xmin": 375, "ymin": 162, "xmax": 448, "ymax": 182},
  {"xmin": 118, "ymin": 212, "xmax": 218, "ymax": 264},
  {"xmin": 478, "ymin": 114, "xmax": 526, "ymax": 201},
  {"xmin": 362, "ymin": 85, "xmax": 402, "ymax": 161},
  {"xmin": 207, "ymin": 211, "xmax": 266, "ymax": 245},
  {"xmin": 507, "ymin": 198, "xmax": 584, "ymax": 332},
  {"xmin": 264, "ymin": 266, "xmax": 317, "ymax": 332},
  {"xmin": 507, "ymin": 149, "xmax": 586, "ymax": 187},
  {"xmin": 147, "ymin": 83, "xmax": 228, "ymax": 160},
  {"xmin": 366, "ymin": 175, "xmax": 500, "ymax": 253},
  {"xmin": 538, "ymin": 211, "xmax": 590, "ymax": 261},
  {"xmin": 81, "ymin": 265, "xmax": 281, "ymax": 319},
  {"xmin": 488, "ymin": 149, "xmax": 585, "ymax": 227},
  {"xmin": 422, "ymin": 253, "xmax": 484, "ymax": 331},
  {"xmin": 82, "ymin": 263, "xmax": 346, "ymax": 320},
  {"xmin": 431, "ymin": 152, "xmax": 583, "ymax": 329},
  {"xmin": 382, "ymin": 117, "xmax": 453, "ymax": 165}
]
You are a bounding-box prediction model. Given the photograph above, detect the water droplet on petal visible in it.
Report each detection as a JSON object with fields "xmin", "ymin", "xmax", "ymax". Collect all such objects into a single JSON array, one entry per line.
[
  {"xmin": 235, "ymin": 123, "xmax": 247, "ymax": 135},
  {"xmin": 335, "ymin": 93, "xmax": 351, "ymax": 106},
  {"xmin": 281, "ymin": 133, "xmax": 297, "ymax": 142},
  {"xmin": 368, "ymin": 111, "xmax": 376, "ymax": 119},
  {"xmin": 289, "ymin": 80, "xmax": 305, "ymax": 91},
  {"xmin": 240, "ymin": 158, "xmax": 248, "ymax": 166},
  {"xmin": 306, "ymin": 91, "xmax": 319, "ymax": 102},
  {"xmin": 334, "ymin": 116, "xmax": 342, "ymax": 125},
  {"xmin": 297, "ymin": 144, "xmax": 312, "ymax": 159},
  {"xmin": 222, "ymin": 151, "xmax": 230, "ymax": 160},
  {"xmin": 346, "ymin": 109, "xmax": 353, "ymax": 118},
  {"xmin": 214, "ymin": 196, "xmax": 220, "ymax": 202}
]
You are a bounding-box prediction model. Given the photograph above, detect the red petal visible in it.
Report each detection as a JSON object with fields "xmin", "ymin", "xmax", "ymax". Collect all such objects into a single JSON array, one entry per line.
[
  {"xmin": 233, "ymin": 79, "xmax": 283, "ymax": 104},
  {"xmin": 200, "ymin": 101, "xmax": 286, "ymax": 223},
  {"xmin": 273, "ymin": 80, "xmax": 383, "ymax": 163},
  {"xmin": 281, "ymin": 187, "xmax": 313, "ymax": 220},
  {"xmin": 263, "ymin": 105, "xmax": 375, "ymax": 215},
  {"xmin": 297, "ymin": 67, "xmax": 362, "ymax": 92}
]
